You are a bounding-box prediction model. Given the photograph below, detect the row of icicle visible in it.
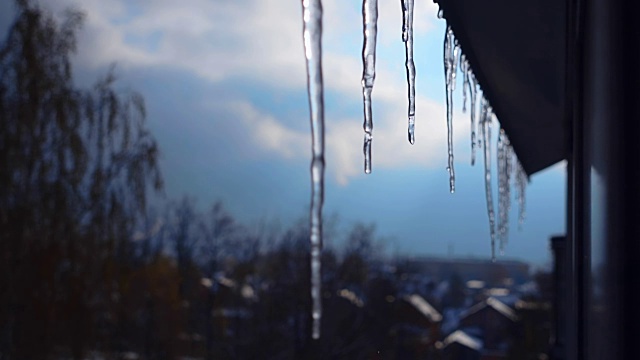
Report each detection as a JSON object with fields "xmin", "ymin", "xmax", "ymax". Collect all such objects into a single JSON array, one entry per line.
[
  {"xmin": 299, "ymin": 0, "xmax": 528, "ymax": 339},
  {"xmin": 443, "ymin": 23, "xmax": 528, "ymax": 260}
]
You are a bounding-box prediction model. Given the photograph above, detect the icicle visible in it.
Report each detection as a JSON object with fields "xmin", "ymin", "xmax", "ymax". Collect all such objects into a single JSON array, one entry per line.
[
  {"xmin": 461, "ymin": 54, "xmax": 468, "ymax": 113},
  {"xmin": 401, "ymin": 0, "xmax": 416, "ymax": 144},
  {"xmin": 362, "ymin": 0, "xmax": 378, "ymax": 174},
  {"xmin": 506, "ymin": 144, "xmax": 513, "ymax": 216},
  {"xmin": 469, "ymin": 74, "xmax": 478, "ymax": 165},
  {"xmin": 451, "ymin": 40, "xmax": 459, "ymax": 91},
  {"xmin": 481, "ymin": 102, "xmax": 496, "ymax": 261},
  {"xmin": 477, "ymin": 94, "xmax": 487, "ymax": 149},
  {"xmin": 497, "ymin": 128, "xmax": 506, "ymax": 254},
  {"xmin": 516, "ymin": 162, "xmax": 527, "ymax": 228},
  {"xmin": 437, "ymin": 7, "xmax": 444, "ymax": 19},
  {"xmin": 301, "ymin": 0, "xmax": 325, "ymax": 340},
  {"xmin": 444, "ymin": 25, "xmax": 455, "ymax": 193},
  {"xmin": 503, "ymin": 140, "xmax": 513, "ymax": 249}
]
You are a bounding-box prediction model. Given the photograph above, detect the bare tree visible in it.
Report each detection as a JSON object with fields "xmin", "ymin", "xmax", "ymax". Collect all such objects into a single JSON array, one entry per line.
[{"xmin": 0, "ymin": 1, "xmax": 162, "ymax": 358}]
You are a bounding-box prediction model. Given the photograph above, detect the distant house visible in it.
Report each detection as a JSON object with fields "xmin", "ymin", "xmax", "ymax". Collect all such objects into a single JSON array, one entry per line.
[
  {"xmin": 442, "ymin": 330, "xmax": 482, "ymax": 360},
  {"xmin": 325, "ymin": 288, "xmax": 366, "ymax": 337},
  {"xmin": 394, "ymin": 294, "xmax": 443, "ymax": 358},
  {"xmin": 397, "ymin": 294, "xmax": 442, "ymax": 333},
  {"xmin": 458, "ymin": 297, "xmax": 518, "ymax": 357}
]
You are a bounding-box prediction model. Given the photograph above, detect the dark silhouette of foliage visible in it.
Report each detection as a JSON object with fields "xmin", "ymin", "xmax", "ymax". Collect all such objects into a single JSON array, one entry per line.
[{"xmin": 0, "ymin": 1, "xmax": 161, "ymax": 358}]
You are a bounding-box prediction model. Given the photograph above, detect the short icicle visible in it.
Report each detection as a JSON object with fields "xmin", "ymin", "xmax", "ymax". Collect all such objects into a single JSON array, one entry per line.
[
  {"xmin": 461, "ymin": 54, "xmax": 468, "ymax": 113},
  {"xmin": 444, "ymin": 25, "xmax": 455, "ymax": 193},
  {"xmin": 516, "ymin": 162, "xmax": 527, "ymax": 229},
  {"xmin": 301, "ymin": 0, "xmax": 325, "ymax": 340},
  {"xmin": 451, "ymin": 40, "xmax": 460, "ymax": 91},
  {"xmin": 503, "ymin": 141, "xmax": 513, "ymax": 249},
  {"xmin": 469, "ymin": 74, "xmax": 478, "ymax": 165},
  {"xmin": 401, "ymin": 0, "xmax": 416, "ymax": 144},
  {"xmin": 362, "ymin": 0, "xmax": 378, "ymax": 173},
  {"xmin": 481, "ymin": 101, "xmax": 497, "ymax": 261}
]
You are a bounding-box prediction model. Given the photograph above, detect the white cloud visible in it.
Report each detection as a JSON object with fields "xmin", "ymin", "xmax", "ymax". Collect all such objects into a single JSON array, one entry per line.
[
  {"xmin": 48, "ymin": 0, "xmax": 440, "ymax": 93},
  {"xmin": 42, "ymin": 0, "xmax": 474, "ymax": 186},
  {"xmin": 226, "ymin": 93, "xmax": 470, "ymax": 186},
  {"xmin": 228, "ymin": 101, "xmax": 309, "ymax": 160}
]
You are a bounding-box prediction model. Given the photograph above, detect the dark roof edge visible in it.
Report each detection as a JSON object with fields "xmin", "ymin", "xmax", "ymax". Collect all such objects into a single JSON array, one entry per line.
[{"xmin": 433, "ymin": 0, "xmax": 563, "ymax": 177}]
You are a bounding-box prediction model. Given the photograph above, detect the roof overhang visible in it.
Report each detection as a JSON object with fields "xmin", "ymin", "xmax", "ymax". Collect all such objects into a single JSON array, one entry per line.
[{"xmin": 435, "ymin": 0, "xmax": 568, "ymax": 175}]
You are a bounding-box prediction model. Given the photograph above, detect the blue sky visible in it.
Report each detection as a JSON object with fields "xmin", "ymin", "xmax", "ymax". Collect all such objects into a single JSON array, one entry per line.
[{"xmin": 1, "ymin": 0, "xmax": 565, "ymax": 267}]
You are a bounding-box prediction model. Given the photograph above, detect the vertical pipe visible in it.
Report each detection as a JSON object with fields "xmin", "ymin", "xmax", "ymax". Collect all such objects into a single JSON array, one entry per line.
[
  {"xmin": 584, "ymin": 0, "xmax": 640, "ymax": 358},
  {"xmin": 567, "ymin": 0, "xmax": 587, "ymax": 357},
  {"xmin": 550, "ymin": 236, "xmax": 566, "ymax": 360}
]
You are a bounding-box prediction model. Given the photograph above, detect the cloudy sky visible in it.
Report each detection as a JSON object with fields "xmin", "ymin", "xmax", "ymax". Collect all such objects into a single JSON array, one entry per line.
[{"xmin": 1, "ymin": 0, "xmax": 565, "ymax": 266}]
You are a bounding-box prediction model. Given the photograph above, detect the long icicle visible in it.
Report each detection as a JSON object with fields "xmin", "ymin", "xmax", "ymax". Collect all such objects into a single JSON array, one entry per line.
[
  {"xmin": 497, "ymin": 128, "xmax": 506, "ymax": 254},
  {"xmin": 461, "ymin": 54, "xmax": 468, "ymax": 113},
  {"xmin": 362, "ymin": 0, "xmax": 378, "ymax": 174},
  {"xmin": 401, "ymin": 0, "xmax": 416, "ymax": 144},
  {"xmin": 503, "ymin": 139, "xmax": 513, "ymax": 250},
  {"xmin": 301, "ymin": 0, "xmax": 325, "ymax": 340},
  {"xmin": 482, "ymin": 101, "xmax": 496, "ymax": 261},
  {"xmin": 444, "ymin": 25, "xmax": 455, "ymax": 193}
]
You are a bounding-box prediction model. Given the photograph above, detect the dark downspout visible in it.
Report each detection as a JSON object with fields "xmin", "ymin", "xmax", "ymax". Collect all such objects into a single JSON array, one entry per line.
[
  {"xmin": 550, "ymin": 235, "xmax": 566, "ymax": 360},
  {"xmin": 566, "ymin": 0, "xmax": 587, "ymax": 358},
  {"xmin": 583, "ymin": 0, "xmax": 640, "ymax": 358}
]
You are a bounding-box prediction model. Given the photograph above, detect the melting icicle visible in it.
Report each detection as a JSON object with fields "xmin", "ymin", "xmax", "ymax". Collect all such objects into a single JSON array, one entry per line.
[
  {"xmin": 477, "ymin": 94, "xmax": 487, "ymax": 149},
  {"xmin": 444, "ymin": 25, "xmax": 455, "ymax": 192},
  {"xmin": 301, "ymin": 0, "xmax": 325, "ymax": 340},
  {"xmin": 469, "ymin": 74, "xmax": 478, "ymax": 165},
  {"xmin": 516, "ymin": 162, "xmax": 527, "ymax": 228},
  {"xmin": 451, "ymin": 40, "xmax": 459, "ymax": 91},
  {"xmin": 461, "ymin": 54, "xmax": 468, "ymax": 113},
  {"xmin": 503, "ymin": 141, "xmax": 513, "ymax": 249},
  {"xmin": 401, "ymin": 0, "xmax": 416, "ymax": 144},
  {"xmin": 497, "ymin": 128, "xmax": 507, "ymax": 254},
  {"xmin": 362, "ymin": 0, "xmax": 378, "ymax": 174},
  {"xmin": 481, "ymin": 101, "xmax": 496, "ymax": 261}
]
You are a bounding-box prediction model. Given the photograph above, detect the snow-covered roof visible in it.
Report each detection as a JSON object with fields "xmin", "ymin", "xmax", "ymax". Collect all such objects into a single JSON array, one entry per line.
[
  {"xmin": 443, "ymin": 330, "xmax": 483, "ymax": 351},
  {"xmin": 460, "ymin": 296, "xmax": 518, "ymax": 322},
  {"xmin": 403, "ymin": 294, "xmax": 442, "ymax": 322},
  {"xmin": 338, "ymin": 289, "xmax": 364, "ymax": 308},
  {"xmin": 217, "ymin": 275, "xmax": 236, "ymax": 288}
]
